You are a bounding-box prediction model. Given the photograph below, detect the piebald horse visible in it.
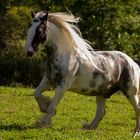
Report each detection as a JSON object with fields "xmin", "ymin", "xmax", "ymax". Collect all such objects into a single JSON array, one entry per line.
[{"xmin": 25, "ymin": 11, "xmax": 140, "ymax": 137}]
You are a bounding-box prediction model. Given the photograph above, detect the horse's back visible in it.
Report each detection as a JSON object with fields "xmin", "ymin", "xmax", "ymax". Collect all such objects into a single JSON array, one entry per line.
[
  {"xmin": 96, "ymin": 50, "xmax": 139, "ymax": 71},
  {"xmin": 96, "ymin": 50, "xmax": 140, "ymax": 82}
]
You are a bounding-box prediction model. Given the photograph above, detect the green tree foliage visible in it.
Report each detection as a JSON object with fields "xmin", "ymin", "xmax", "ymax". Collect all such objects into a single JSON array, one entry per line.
[
  {"xmin": 41, "ymin": 0, "xmax": 140, "ymax": 56},
  {"xmin": 0, "ymin": 0, "xmax": 140, "ymax": 86}
]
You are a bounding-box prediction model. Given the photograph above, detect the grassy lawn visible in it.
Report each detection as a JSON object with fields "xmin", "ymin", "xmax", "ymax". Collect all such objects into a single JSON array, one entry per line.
[{"xmin": 0, "ymin": 86, "xmax": 139, "ymax": 140}]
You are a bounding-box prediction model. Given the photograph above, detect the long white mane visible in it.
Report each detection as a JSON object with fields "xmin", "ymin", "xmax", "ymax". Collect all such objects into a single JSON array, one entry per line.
[{"xmin": 46, "ymin": 12, "xmax": 100, "ymax": 70}]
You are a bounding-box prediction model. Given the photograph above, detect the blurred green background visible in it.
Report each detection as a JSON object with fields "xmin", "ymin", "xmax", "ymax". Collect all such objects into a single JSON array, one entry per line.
[{"xmin": 0, "ymin": 0, "xmax": 140, "ymax": 86}]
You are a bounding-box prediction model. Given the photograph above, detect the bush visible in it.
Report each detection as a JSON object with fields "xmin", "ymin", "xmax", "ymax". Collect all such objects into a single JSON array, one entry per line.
[
  {"xmin": 1, "ymin": 0, "xmax": 140, "ymax": 87},
  {"xmin": 0, "ymin": 48, "xmax": 43, "ymax": 87}
]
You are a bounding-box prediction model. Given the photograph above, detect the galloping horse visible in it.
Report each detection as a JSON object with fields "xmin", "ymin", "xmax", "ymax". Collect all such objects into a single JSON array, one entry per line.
[{"xmin": 25, "ymin": 11, "xmax": 140, "ymax": 136}]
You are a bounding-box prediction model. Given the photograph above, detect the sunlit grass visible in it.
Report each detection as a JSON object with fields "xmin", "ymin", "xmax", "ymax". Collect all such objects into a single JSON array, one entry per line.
[{"xmin": 0, "ymin": 86, "xmax": 139, "ymax": 140}]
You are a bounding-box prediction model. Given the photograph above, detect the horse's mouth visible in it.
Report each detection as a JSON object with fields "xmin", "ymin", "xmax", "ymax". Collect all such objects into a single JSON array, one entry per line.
[{"xmin": 25, "ymin": 45, "xmax": 34, "ymax": 57}]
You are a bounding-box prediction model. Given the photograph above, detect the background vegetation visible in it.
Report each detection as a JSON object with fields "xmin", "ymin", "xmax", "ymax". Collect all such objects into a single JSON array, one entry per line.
[{"xmin": 0, "ymin": 0, "xmax": 140, "ymax": 86}]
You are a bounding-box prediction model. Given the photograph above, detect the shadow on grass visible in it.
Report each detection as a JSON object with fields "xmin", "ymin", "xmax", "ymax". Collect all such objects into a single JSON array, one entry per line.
[{"xmin": 0, "ymin": 123, "xmax": 34, "ymax": 131}]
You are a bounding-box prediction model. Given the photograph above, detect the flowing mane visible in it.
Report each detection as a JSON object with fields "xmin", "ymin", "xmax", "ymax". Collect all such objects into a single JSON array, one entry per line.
[{"xmin": 47, "ymin": 12, "xmax": 99, "ymax": 68}]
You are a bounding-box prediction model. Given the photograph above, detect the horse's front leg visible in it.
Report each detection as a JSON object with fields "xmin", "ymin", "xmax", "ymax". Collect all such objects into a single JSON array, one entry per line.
[
  {"xmin": 34, "ymin": 75, "xmax": 51, "ymax": 113},
  {"xmin": 84, "ymin": 96, "xmax": 106, "ymax": 129},
  {"xmin": 36, "ymin": 85, "xmax": 66, "ymax": 128}
]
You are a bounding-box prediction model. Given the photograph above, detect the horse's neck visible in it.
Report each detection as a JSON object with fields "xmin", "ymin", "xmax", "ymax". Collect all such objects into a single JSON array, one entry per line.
[
  {"xmin": 48, "ymin": 22, "xmax": 73, "ymax": 55},
  {"xmin": 47, "ymin": 28, "xmax": 100, "ymax": 73},
  {"xmin": 47, "ymin": 21, "xmax": 97, "ymax": 71},
  {"xmin": 46, "ymin": 43, "xmax": 72, "ymax": 67},
  {"xmin": 45, "ymin": 45, "xmax": 57, "ymax": 61}
]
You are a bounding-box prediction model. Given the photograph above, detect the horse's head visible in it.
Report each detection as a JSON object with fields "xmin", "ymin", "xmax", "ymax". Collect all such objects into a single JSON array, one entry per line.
[{"xmin": 25, "ymin": 11, "xmax": 48, "ymax": 56}]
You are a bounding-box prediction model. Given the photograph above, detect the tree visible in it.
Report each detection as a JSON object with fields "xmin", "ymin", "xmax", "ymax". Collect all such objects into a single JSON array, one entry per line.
[{"xmin": 1, "ymin": 0, "xmax": 140, "ymax": 86}]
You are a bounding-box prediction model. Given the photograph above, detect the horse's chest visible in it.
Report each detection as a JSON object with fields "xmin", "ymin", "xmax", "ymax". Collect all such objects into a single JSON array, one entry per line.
[
  {"xmin": 45, "ymin": 59, "xmax": 63, "ymax": 86},
  {"xmin": 44, "ymin": 47, "xmax": 64, "ymax": 86}
]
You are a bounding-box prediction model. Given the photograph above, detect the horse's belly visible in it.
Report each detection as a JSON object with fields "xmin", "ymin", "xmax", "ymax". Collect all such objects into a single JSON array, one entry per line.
[
  {"xmin": 70, "ymin": 74, "xmax": 116, "ymax": 97},
  {"xmin": 70, "ymin": 77, "xmax": 102, "ymax": 96},
  {"xmin": 70, "ymin": 82, "xmax": 118, "ymax": 97}
]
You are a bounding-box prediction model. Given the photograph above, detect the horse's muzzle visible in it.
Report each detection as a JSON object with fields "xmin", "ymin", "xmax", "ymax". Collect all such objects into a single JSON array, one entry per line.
[{"xmin": 27, "ymin": 51, "xmax": 33, "ymax": 57}]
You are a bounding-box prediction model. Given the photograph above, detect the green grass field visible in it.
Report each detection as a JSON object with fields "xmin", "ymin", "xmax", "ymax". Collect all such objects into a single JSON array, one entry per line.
[{"xmin": 0, "ymin": 86, "xmax": 139, "ymax": 140}]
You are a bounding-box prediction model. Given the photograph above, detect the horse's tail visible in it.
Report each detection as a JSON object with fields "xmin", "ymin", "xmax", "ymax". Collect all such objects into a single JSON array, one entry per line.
[{"xmin": 134, "ymin": 59, "xmax": 140, "ymax": 97}]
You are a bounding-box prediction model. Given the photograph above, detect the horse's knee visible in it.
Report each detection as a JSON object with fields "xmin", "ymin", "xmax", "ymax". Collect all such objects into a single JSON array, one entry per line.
[
  {"xmin": 35, "ymin": 94, "xmax": 52, "ymax": 113},
  {"xmin": 39, "ymin": 106, "xmax": 47, "ymax": 113}
]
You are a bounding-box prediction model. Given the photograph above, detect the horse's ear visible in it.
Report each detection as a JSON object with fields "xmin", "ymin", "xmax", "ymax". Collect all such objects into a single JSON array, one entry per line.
[
  {"xmin": 40, "ymin": 12, "xmax": 48, "ymax": 21},
  {"xmin": 31, "ymin": 11, "xmax": 35, "ymax": 18}
]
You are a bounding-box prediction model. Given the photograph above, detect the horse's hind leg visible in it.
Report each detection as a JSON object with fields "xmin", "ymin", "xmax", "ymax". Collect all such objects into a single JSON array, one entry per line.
[
  {"xmin": 84, "ymin": 96, "xmax": 106, "ymax": 129},
  {"xmin": 125, "ymin": 88, "xmax": 140, "ymax": 137}
]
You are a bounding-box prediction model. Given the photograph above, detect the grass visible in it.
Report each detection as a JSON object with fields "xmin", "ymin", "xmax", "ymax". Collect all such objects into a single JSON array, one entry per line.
[{"xmin": 0, "ymin": 86, "xmax": 139, "ymax": 140}]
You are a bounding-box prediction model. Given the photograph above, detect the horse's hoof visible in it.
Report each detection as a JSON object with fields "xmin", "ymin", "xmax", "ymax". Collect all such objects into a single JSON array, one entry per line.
[
  {"xmin": 82, "ymin": 119, "xmax": 98, "ymax": 130},
  {"xmin": 82, "ymin": 120, "xmax": 90, "ymax": 129},
  {"xmin": 133, "ymin": 129, "xmax": 140, "ymax": 138},
  {"xmin": 35, "ymin": 117, "xmax": 51, "ymax": 128}
]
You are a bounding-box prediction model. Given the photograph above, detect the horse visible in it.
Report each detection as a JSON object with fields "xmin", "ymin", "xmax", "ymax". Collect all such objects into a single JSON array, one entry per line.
[{"xmin": 24, "ymin": 11, "xmax": 140, "ymax": 137}]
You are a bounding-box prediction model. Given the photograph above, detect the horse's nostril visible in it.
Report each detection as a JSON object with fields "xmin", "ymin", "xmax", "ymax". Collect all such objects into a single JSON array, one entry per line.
[{"xmin": 27, "ymin": 51, "xmax": 33, "ymax": 57}]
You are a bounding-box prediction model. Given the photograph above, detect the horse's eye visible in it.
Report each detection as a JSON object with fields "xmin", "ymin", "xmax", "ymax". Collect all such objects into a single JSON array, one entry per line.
[{"xmin": 33, "ymin": 19, "xmax": 39, "ymax": 22}]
